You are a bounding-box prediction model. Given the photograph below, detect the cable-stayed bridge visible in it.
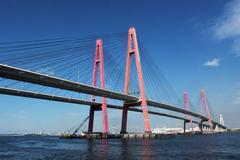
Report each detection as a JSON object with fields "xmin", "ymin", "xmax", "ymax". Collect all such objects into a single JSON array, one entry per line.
[{"xmin": 0, "ymin": 27, "xmax": 228, "ymax": 134}]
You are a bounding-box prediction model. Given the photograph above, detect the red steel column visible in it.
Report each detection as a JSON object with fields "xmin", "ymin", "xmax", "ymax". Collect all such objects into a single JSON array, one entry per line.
[
  {"xmin": 121, "ymin": 27, "xmax": 151, "ymax": 133},
  {"xmin": 120, "ymin": 32, "xmax": 132, "ymax": 134},
  {"xmin": 88, "ymin": 41, "xmax": 98, "ymax": 133},
  {"xmin": 184, "ymin": 91, "xmax": 194, "ymax": 131},
  {"xmin": 200, "ymin": 89, "xmax": 213, "ymax": 130},
  {"xmin": 88, "ymin": 39, "xmax": 109, "ymax": 134},
  {"xmin": 183, "ymin": 92, "xmax": 187, "ymax": 119},
  {"xmin": 120, "ymin": 104, "xmax": 128, "ymax": 133},
  {"xmin": 98, "ymin": 39, "xmax": 109, "ymax": 134},
  {"xmin": 200, "ymin": 95, "xmax": 203, "ymax": 116}
]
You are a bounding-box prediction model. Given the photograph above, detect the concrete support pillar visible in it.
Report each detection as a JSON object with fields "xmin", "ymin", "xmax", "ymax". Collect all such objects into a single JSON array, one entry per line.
[
  {"xmin": 88, "ymin": 106, "xmax": 95, "ymax": 133},
  {"xmin": 184, "ymin": 121, "xmax": 186, "ymax": 133},
  {"xmin": 200, "ymin": 120, "xmax": 203, "ymax": 134},
  {"xmin": 120, "ymin": 104, "xmax": 128, "ymax": 134}
]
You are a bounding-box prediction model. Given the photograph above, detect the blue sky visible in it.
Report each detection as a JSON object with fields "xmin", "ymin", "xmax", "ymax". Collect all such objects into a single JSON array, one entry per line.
[{"xmin": 0, "ymin": 0, "xmax": 240, "ymax": 134}]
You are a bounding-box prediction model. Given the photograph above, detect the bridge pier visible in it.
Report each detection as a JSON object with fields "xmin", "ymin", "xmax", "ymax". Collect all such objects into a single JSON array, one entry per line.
[
  {"xmin": 206, "ymin": 126, "xmax": 210, "ymax": 132},
  {"xmin": 87, "ymin": 105, "xmax": 101, "ymax": 133},
  {"xmin": 183, "ymin": 120, "xmax": 186, "ymax": 133},
  {"xmin": 88, "ymin": 106, "xmax": 95, "ymax": 133},
  {"xmin": 199, "ymin": 120, "xmax": 203, "ymax": 134},
  {"xmin": 120, "ymin": 104, "xmax": 128, "ymax": 134},
  {"xmin": 183, "ymin": 120, "xmax": 192, "ymax": 133},
  {"xmin": 121, "ymin": 101, "xmax": 142, "ymax": 134}
]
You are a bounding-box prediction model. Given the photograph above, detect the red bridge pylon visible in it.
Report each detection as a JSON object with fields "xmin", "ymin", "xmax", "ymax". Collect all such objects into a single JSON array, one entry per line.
[
  {"xmin": 120, "ymin": 27, "xmax": 151, "ymax": 133},
  {"xmin": 200, "ymin": 89, "xmax": 213, "ymax": 130},
  {"xmin": 88, "ymin": 39, "xmax": 109, "ymax": 134},
  {"xmin": 183, "ymin": 91, "xmax": 194, "ymax": 132}
]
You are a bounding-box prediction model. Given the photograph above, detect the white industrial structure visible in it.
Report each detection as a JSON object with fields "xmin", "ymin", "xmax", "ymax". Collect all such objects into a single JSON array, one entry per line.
[{"xmin": 220, "ymin": 114, "xmax": 224, "ymax": 126}]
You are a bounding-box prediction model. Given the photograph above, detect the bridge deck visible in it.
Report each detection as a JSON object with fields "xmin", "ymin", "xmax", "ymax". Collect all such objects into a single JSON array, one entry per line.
[{"xmin": 0, "ymin": 64, "xmax": 227, "ymax": 129}]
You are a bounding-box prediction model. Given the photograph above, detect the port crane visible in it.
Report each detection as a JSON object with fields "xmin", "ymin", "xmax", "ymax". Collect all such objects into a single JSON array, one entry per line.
[{"xmin": 68, "ymin": 116, "xmax": 89, "ymax": 136}]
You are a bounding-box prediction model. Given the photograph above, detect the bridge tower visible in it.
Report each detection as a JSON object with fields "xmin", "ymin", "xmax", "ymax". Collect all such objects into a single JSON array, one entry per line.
[
  {"xmin": 183, "ymin": 91, "xmax": 194, "ymax": 132},
  {"xmin": 220, "ymin": 114, "xmax": 224, "ymax": 126},
  {"xmin": 121, "ymin": 27, "xmax": 151, "ymax": 134},
  {"xmin": 88, "ymin": 39, "xmax": 109, "ymax": 134},
  {"xmin": 200, "ymin": 89, "xmax": 213, "ymax": 130}
]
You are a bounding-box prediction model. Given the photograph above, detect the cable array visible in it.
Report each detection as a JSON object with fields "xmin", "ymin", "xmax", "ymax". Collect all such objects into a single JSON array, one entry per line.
[{"xmin": 0, "ymin": 31, "xmax": 211, "ymax": 122}]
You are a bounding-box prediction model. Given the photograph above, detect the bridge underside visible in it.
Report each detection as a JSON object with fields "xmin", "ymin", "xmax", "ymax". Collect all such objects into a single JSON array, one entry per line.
[{"xmin": 0, "ymin": 87, "xmax": 201, "ymax": 125}]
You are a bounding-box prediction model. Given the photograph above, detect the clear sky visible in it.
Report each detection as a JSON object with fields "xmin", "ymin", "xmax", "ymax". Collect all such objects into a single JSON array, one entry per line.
[{"xmin": 0, "ymin": 0, "xmax": 240, "ymax": 134}]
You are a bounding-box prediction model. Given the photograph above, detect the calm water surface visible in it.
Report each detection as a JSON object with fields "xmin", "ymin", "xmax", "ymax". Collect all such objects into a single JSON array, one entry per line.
[{"xmin": 0, "ymin": 133, "xmax": 239, "ymax": 160}]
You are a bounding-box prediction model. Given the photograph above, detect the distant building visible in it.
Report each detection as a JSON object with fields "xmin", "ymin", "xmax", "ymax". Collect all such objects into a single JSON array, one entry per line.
[
  {"xmin": 152, "ymin": 127, "xmax": 200, "ymax": 134},
  {"xmin": 151, "ymin": 127, "xmax": 183, "ymax": 134}
]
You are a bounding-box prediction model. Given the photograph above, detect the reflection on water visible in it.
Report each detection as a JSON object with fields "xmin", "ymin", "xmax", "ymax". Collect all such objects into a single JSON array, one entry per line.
[
  {"xmin": 99, "ymin": 140, "xmax": 109, "ymax": 159},
  {"xmin": 121, "ymin": 139, "xmax": 129, "ymax": 159},
  {"xmin": 143, "ymin": 140, "xmax": 152, "ymax": 160},
  {"xmin": 0, "ymin": 133, "xmax": 240, "ymax": 160}
]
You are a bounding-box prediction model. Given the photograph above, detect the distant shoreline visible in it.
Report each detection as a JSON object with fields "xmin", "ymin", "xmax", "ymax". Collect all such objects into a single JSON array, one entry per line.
[
  {"xmin": 0, "ymin": 134, "xmax": 58, "ymax": 137},
  {"xmin": 0, "ymin": 134, "xmax": 23, "ymax": 136},
  {"xmin": 1, "ymin": 130, "xmax": 240, "ymax": 137}
]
